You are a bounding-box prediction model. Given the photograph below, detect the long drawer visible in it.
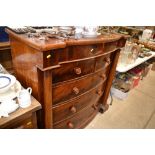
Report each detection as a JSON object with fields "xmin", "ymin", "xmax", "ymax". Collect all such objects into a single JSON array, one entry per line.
[
  {"xmin": 53, "ymin": 81, "xmax": 106, "ymax": 123},
  {"xmin": 53, "ymin": 102, "xmax": 98, "ymax": 129},
  {"xmin": 52, "ymin": 67, "xmax": 109, "ymax": 105},
  {"xmin": 43, "ymin": 42, "xmax": 118, "ymax": 68},
  {"xmin": 52, "ymin": 53, "xmax": 112, "ymax": 83}
]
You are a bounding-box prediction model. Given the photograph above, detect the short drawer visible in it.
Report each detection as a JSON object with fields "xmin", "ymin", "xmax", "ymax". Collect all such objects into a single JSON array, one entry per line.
[
  {"xmin": 53, "ymin": 82, "xmax": 105, "ymax": 123},
  {"xmin": 53, "ymin": 103, "xmax": 98, "ymax": 129},
  {"xmin": 52, "ymin": 68, "xmax": 108, "ymax": 105},
  {"xmin": 52, "ymin": 59, "xmax": 95, "ymax": 83},
  {"xmin": 104, "ymin": 40, "xmax": 118, "ymax": 52}
]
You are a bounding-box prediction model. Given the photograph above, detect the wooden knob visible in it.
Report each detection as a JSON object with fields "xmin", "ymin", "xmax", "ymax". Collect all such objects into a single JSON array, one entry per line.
[
  {"xmin": 104, "ymin": 57, "xmax": 110, "ymax": 64},
  {"xmin": 97, "ymin": 89, "xmax": 102, "ymax": 95},
  {"xmin": 73, "ymin": 87, "xmax": 79, "ymax": 95},
  {"xmin": 70, "ymin": 106, "xmax": 77, "ymax": 113},
  {"xmin": 68, "ymin": 122, "xmax": 74, "ymax": 129},
  {"xmin": 92, "ymin": 104, "xmax": 98, "ymax": 110},
  {"xmin": 100, "ymin": 74, "xmax": 106, "ymax": 80},
  {"xmin": 74, "ymin": 67, "xmax": 81, "ymax": 75}
]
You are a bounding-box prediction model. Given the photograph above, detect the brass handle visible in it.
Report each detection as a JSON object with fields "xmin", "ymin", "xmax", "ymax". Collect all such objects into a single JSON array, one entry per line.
[
  {"xmin": 74, "ymin": 67, "xmax": 81, "ymax": 75},
  {"xmin": 70, "ymin": 106, "xmax": 77, "ymax": 113},
  {"xmin": 100, "ymin": 74, "xmax": 106, "ymax": 80},
  {"xmin": 46, "ymin": 54, "xmax": 51, "ymax": 59},
  {"xmin": 73, "ymin": 87, "xmax": 79, "ymax": 95},
  {"xmin": 104, "ymin": 57, "xmax": 111, "ymax": 64},
  {"xmin": 68, "ymin": 122, "xmax": 74, "ymax": 129},
  {"xmin": 90, "ymin": 48, "xmax": 95, "ymax": 54},
  {"xmin": 97, "ymin": 89, "xmax": 102, "ymax": 96}
]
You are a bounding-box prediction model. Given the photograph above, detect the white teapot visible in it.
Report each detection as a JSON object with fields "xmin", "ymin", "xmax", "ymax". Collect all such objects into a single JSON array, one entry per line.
[{"xmin": 18, "ymin": 87, "xmax": 32, "ymax": 108}]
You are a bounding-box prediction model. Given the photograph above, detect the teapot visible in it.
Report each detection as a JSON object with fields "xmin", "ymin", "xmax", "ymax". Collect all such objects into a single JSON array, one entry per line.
[{"xmin": 18, "ymin": 87, "xmax": 32, "ymax": 108}]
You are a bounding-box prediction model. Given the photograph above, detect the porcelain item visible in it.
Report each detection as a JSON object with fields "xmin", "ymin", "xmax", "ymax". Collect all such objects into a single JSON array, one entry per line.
[
  {"xmin": 0, "ymin": 80, "xmax": 22, "ymax": 102},
  {"xmin": 142, "ymin": 29, "xmax": 153, "ymax": 41},
  {"xmin": 18, "ymin": 87, "xmax": 32, "ymax": 108},
  {"xmin": 0, "ymin": 74, "xmax": 16, "ymax": 94},
  {"xmin": 0, "ymin": 99, "xmax": 19, "ymax": 115}
]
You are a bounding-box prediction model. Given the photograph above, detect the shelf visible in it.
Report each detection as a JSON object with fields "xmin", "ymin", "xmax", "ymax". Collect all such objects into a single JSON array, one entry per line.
[
  {"xmin": 116, "ymin": 51, "xmax": 155, "ymax": 72},
  {"xmin": 0, "ymin": 42, "xmax": 10, "ymax": 51}
]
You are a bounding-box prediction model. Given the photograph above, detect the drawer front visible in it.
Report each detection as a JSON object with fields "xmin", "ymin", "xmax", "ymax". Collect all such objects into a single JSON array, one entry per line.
[
  {"xmin": 52, "ymin": 59, "xmax": 95, "ymax": 83},
  {"xmin": 54, "ymin": 103, "xmax": 98, "ymax": 129},
  {"xmin": 52, "ymin": 68, "xmax": 108, "ymax": 105},
  {"xmin": 66, "ymin": 44, "xmax": 104, "ymax": 60},
  {"xmin": 53, "ymin": 82, "xmax": 105, "ymax": 123},
  {"xmin": 104, "ymin": 40, "xmax": 118, "ymax": 52}
]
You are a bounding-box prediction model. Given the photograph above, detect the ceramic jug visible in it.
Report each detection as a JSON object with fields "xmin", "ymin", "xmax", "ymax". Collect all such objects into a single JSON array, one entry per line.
[{"xmin": 18, "ymin": 87, "xmax": 32, "ymax": 108}]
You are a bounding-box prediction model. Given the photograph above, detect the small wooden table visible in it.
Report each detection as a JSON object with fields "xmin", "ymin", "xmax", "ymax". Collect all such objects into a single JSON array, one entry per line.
[{"xmin": 0, "ymin": 66, "xmax": 42, "ymax": 129}]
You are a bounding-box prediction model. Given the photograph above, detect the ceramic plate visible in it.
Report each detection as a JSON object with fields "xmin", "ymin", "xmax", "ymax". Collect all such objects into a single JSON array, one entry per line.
[
  {"xmin": 0, "ymin": 80, "xmax": 21, "ymax": 102},
  {"xmin": 0, "ymin": 76, "xmax": 11, "ymax": 89},
  {"xmin": 0, "ymin": 74, "xmax": 16, "ymax": 94}
]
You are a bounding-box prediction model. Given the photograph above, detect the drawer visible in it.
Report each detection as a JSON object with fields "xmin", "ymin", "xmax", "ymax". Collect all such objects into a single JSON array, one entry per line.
[
  {"xmin": 54, "ymin": 102, "xmax": 98, "ymax": 129},
  {"xmin": 104, "ymin": 40, "xmax": 118, "ymax": 52},
  {"xmin": 53, "ymin": 82, "xmax": 106, "ymax": 123},
  {"xmin": 95, "ymin": 53, "xmax": 112, "ymax": 70},
  {"xmin": 52, "ymin": 59, "xmax": 95, "ymax": 83},
  {"xmin": 52, "ymin": 68, "xmax": 108, "ymax": 105},
  {"xmin": 66, "ymin": 44, "xmax": 104, "ymax": 60}
]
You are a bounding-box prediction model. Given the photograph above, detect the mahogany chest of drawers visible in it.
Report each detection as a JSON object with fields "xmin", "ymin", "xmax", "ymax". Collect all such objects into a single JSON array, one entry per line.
[{"xmin": 6, "ymin": 29, "xmax": 127, "ymax": 128}]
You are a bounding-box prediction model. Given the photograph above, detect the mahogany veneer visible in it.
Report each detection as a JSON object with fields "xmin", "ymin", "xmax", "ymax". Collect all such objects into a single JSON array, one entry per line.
[{"xmin": 6, "ymin": 28, "xmax": 127, "ymax": 128}]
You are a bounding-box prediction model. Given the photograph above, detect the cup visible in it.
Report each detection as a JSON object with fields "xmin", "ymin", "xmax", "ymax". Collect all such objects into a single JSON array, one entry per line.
[{"xmin": 18, "ymin": 87, "xmax": 32, "ymax": 108}]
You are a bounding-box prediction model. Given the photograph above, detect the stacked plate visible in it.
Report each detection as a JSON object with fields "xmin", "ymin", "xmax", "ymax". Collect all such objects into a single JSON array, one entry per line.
[
  {"xmin": 0, "ymin": 74, "xmax": 21, "ymax": 102},
  {"xmin": 58, "ymin": 26, "xmax": 75, "ymax": 35}
]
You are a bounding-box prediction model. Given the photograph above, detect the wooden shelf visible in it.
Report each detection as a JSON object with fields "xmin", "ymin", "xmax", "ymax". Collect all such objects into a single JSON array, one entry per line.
[
  {"xmin": 0, "ymin": 42, "xmax": 10, "ymax": 51},
  {"xmin": 116, "ymin": 51, "xmax": 155, "ymax": 72}
]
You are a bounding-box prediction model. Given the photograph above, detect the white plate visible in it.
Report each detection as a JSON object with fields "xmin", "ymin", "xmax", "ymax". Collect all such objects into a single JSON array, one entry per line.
[
  {"xmin": 0, "ymin": 74, "xmax": 16, "ymax": 94},
  {"xmin": 0, "ymin": 80, "xmax": 21, "ymax": 102}
]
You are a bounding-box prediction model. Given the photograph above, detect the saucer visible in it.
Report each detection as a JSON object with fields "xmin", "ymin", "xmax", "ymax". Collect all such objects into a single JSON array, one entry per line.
[
  {"xmin": 0, "ymin": 80, "xmax": 22, "ymax": 102},
  {"xmin": 82, "ymin": 32, "xmax": 98, "ymax": 38}
]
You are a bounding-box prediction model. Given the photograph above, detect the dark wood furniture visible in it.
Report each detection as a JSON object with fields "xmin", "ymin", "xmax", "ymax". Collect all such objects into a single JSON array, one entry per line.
[
  {"xmin": 6, "ymin": 29, "xmax": 127, "ymax": 128},
  {"xmin": 0, "ymin": 42, "xmax": 14, "ymax": 74},
  {"xmin": 0, "ymin": 96, "xmax": 41, "ymax": 129},
  {"xmin": 0, "ymin": 66, "xmax": 41, "ymax": 129}
]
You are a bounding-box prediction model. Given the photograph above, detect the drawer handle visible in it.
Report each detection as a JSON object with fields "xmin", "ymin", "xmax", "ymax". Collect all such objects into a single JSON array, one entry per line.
[
  {"xmin": 73, "ymin": 87, "xmax": 79, "ymax": 95},
  {"xmin": 92, "ymin": 104, "xmax": 98, "ymax": 110},
  {"xmin": 90, "ymin": 48, "xmax": 95, "ymax": 54},
  {"xmin": 46, "ymin": 54, "xmax": 51, "ymax": 59},
  {"xmin": 70, "ymin": 106, "xmax": 77, "ymax": 113},
  {"xmin": 97, "ymin": 89, "xmax": 102, "ymax": 96},
  {"xmin": 100, "ymin": 74, "xmax": 106, "ymax": 80},
  {"xmin": 104, "ymin": 57, "xmax": 111, "ymax": 64},
  {"xmin": 68, "ymin": 122, "xmax": 74, "ymax": 129},
  {"xmin": 74, "ymin": 67, "xmax": 81, "ymax": 75}
]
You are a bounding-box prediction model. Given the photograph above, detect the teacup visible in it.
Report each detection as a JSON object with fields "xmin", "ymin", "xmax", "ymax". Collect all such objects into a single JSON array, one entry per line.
[{"xmin": 18, "ymin": 87, "xmax": 32, "ymax": 108}]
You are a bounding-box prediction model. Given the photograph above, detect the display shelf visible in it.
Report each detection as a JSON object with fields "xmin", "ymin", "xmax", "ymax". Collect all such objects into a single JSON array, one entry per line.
[{"xmin": 116, "ymin": 51, "xmax": 155, "ymax": 72}]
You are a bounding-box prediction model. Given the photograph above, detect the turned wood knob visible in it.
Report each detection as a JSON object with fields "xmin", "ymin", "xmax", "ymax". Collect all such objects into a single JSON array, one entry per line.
[
  {"xmin": 73, "ymin": 87, "xmax": 79, "ymax": 95},
  {"xmin": 74, "ymin": 67, "xmax": 81, "ymax": 75},
  {"xmin": 46, "ymin": 54, "xmax": 51, "ymax": 59},
  {"xmin": 97, "ymin": 89, "xmax": 102, "ymax": 95},
  {"xmin": 68, "ymin": 122, "xmax": 74, "ymax": 129},
  {"xmin": 104, "ymin": 57, "xmax": 111, "ymax": 64},
  {"xmin": 92, "ymin": 104, "xmax": 98, "ymax": 110},
  {"xmin": 100, "ymin": 74, "xmax": 106, "ymax": 80},
  {"xmin": 70, "ymin": 106, "xmax": 77, "ymax": 113}
]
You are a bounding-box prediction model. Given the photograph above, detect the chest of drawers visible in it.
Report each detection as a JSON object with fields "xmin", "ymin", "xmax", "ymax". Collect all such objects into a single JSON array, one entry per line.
[{"xmin": 6, "ymin": 29, "xmax": 127, "ymax": 128}]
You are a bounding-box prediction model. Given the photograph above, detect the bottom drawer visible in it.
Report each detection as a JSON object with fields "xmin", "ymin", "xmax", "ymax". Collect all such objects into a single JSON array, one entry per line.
[{"xmin": 53, "ymin": 104, "xmax": 98, "ymax": 129}]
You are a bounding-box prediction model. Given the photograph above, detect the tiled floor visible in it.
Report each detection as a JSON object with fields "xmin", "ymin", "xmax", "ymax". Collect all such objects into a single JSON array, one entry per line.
[{"xmin": 86, "ymin": 70, "xmax": 155, "ymax": 129}]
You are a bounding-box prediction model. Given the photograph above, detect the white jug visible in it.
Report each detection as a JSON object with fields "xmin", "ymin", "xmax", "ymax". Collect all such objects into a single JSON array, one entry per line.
[{"xmin": 18, "ymin": 87, "xmax": 32, "ymax": 108}]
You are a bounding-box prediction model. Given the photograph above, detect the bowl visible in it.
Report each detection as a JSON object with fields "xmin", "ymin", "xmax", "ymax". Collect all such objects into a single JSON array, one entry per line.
[{"xmin": 0, "ymin": 74, "xmax": 16, "ymax": 94}]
